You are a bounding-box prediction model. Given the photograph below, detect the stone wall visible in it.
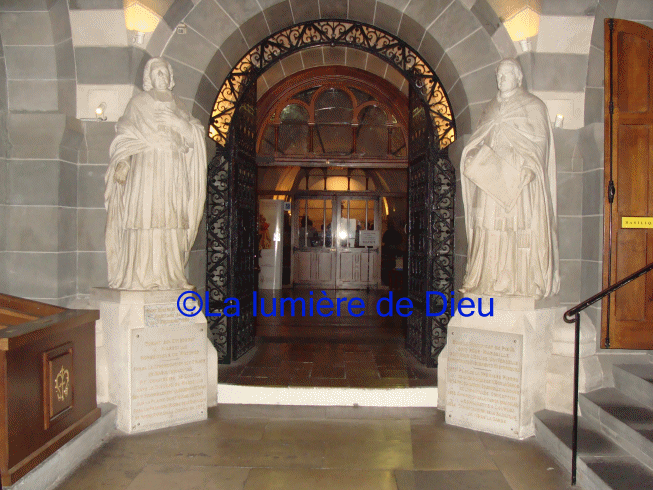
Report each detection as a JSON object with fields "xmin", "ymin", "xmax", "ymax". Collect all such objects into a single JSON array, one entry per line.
[{"xmin": 0, "ymin": 0, "xmax": 80, "ymax": 305}]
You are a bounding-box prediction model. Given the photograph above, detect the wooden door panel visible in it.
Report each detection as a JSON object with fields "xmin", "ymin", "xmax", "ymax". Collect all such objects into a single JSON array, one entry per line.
[
  {"xmin": 317, "ymin": 253, "xmax": 333, "ymax": 282},
  {"xmin": 614, "ymin": 230, "xmax": 647, "ymax": 321},
  {"xmin": 603, "ymin": 19, "xmax": 653, "ymax": 349},
  {"xmin": 616, "ymin": 125, "xmax": 648, "ymax": 216},
  {"xmin": 295, "ymin": 251, "xmax": 311, "ymax": 282},
  {"xmin": 616, "ymin": 32, "xmax": 650, "ymax": 113},
  {"xmin": 339, "ymin": 253, "xmax": 353, "ymax": 282},
  {"xmin": 353, "ymin": 254, "xmax": 362, "ymax": 282}
]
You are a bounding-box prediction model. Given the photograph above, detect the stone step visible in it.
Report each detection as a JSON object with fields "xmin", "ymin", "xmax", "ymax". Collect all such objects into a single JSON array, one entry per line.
[
  {"xmin": 613, "ymin": 363, "xmax": 653, "ymax": 409},
  {"xmin": 535, "ymin": 409, "xmax": 653, "ymax": 490},
  {"xmin": 580, "ymin": 387, "xmax": 653, "ymax": 471}
]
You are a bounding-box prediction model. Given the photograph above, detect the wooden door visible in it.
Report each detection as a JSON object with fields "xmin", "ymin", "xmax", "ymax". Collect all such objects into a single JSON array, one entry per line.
[
  {"xmin": 603, "ymin": 19, "xmax": 653, "ymax": 349},
  {"xmin": 292, "ymin": 197, "xmax": 337, "ymax": 288},
  {"xmin": 335, "ymin": 196, "xmax": 380, "ymax": 289}
]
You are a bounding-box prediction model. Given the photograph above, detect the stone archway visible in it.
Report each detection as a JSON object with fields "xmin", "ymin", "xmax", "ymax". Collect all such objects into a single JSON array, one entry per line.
[
  {"xmin": 205, "ymin": 20, "xmax": 457, "ymax": 365},
  {"xmin": 207, "ymin": 20, "xmax": 456, "ymax": 150}
]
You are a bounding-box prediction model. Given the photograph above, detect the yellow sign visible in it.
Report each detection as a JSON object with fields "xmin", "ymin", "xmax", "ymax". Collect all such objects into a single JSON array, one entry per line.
[{"xmin": 622, "ymin": 217, "xmax": 653, "ymax": 229}]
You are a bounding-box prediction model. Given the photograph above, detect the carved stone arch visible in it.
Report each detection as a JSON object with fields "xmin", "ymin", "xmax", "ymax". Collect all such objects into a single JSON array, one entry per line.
[{"xmin": 207, "ymin": 20, "xmax": 456, "ymax": 366}]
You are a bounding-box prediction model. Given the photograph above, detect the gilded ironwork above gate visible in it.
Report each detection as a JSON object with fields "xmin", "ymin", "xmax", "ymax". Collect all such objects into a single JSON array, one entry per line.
[{"xmin": 210, "ymin": 20, "xmax": 455, "ymax": 150}]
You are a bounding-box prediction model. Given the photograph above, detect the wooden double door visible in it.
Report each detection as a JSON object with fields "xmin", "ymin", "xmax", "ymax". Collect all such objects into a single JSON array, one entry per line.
[{"xmin": 292, "ymin": 194, "xmax": 380, "ymax": 289}]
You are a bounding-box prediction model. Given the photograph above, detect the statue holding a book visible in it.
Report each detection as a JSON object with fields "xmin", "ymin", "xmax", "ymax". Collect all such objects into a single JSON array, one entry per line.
[{"xmin": 460, "ymin": 58, "xmax": 559, "ymax": 300}]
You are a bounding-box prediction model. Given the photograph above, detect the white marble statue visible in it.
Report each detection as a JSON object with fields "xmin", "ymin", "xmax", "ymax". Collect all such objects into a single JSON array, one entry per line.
[
  {"xmin": 105, "ymin": 57, "xmax": 207, "ymax": 290},
  {"xmin": 460, "ymin": 58, "xmax": 559, "ymax": 299}
]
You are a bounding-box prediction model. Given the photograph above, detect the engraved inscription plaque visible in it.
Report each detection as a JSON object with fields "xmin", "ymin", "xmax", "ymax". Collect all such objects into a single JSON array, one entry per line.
[
  {"xmin": 446, "ymin": 327, "xmax": 522, "ymax": 437},
  {"xmin": 144, "ymin": 303, "xmax": 189, "ymax": 328},
  {"xmin": 131, "ymin": 304, "xmax": 207, "ymax": 432}
]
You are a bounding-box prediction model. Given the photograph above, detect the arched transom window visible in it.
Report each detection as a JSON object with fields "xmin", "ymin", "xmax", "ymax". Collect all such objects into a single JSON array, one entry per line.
[{"xmin": 257, "ymin": 69, "xmax": 408, "ymax": 163}]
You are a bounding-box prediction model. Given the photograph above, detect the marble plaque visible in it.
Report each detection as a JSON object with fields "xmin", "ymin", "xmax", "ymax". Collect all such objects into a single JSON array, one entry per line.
[
  {"xmin": 144, "ymin": 303, "xmax": 190, "ymax": 328},
  {"xmin": 446, "ymin": 327, "xmax": 522, "ymax": 437},
  {"xmin": 130, "ymin": 307, "xmax": 207, "ymax": 432}
]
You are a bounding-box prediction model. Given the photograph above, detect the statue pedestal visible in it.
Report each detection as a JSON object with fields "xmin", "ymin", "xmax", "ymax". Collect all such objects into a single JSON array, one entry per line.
[
  {"xmin": 92, "ymin": 288, "xmax": 217, "ymax": 434},
  {"xmin": 437, "ymin": 296, "xmax": 562, "ymax": 439}
]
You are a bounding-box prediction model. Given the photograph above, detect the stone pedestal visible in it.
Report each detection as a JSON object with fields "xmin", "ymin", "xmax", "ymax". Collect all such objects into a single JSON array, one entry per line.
[
  {"xmin": 92, "ymin": 288, "xmax": 218, "ymax": 434},
  {"xmin": 437, "ymin": 295, "xmax": 562, "ymax": 439}
]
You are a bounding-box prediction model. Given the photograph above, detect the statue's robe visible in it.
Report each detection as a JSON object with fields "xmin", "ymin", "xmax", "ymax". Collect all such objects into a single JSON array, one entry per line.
[
  {"xmin": 460, "ymin": 86, "xmax": 559, "ymax": 299},
  {"xmin": 105, "ymin": 91, "xmax": 206, "ymax": 289}
]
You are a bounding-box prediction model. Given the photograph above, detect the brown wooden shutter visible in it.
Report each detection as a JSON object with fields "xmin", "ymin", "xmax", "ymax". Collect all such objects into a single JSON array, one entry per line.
[{"xmin": 603, "ymin": 19, "xmax": 653, "ymax": 348}]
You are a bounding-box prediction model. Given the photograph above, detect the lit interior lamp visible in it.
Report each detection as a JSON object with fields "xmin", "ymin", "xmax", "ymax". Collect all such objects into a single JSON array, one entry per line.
[
  {"xmin": 503, "ymin": 6, "xmax": 540, "ymax": 52},
  {"xmin": 124, "ymin": 0, "xmax": 161, "ymax": 44},
  {"xmin": 338, "ymin": 230, "xmax": 348, "ymax": 240},
  {"xmin": 95, "ymin": 103, "xmax": 107, "ymax": 121},
  {"xmin": 554, "ymin": 114, "xmax": 564, "ymax": 128}
]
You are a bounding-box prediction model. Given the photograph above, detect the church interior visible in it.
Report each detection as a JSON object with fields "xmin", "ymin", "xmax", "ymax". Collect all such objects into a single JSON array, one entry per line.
[{"xmin": 2, "ymin": 0, "xmax": 653, "ymax": 489}]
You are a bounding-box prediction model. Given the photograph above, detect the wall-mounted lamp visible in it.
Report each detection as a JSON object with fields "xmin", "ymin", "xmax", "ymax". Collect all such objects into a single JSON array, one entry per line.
[
  {"xmin": 503, "ymin": 5, "xmax": 540, "ymax": 52},
  {"xmin": 124, "ymin": 0, "xmax": 160, "ymax": 42},
  {"xmin": 96, "ymin": 103, "xmax": 107, "ymax": 121},
  {"xmin": 554, "ymin": 114, "xmax": 564, "ymax": 128},
  {"xmin": 132, "ymin": 31, "xmax": 145, "ymax": 44}
]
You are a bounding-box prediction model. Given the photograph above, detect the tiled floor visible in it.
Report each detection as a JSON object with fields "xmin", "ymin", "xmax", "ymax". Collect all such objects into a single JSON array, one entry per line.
[
  {"xmin": 220, "ymin": 289, "xmax": 438, "ymax": 388},
  {"xmin": 54, "ymin": 404, "xmax": 576, "ymax": 490}
]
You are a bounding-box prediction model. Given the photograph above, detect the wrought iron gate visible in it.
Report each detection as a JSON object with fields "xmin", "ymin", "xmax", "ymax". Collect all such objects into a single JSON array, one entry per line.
[
  {"xmin": 406, "ymin": 87, "xmax": 455, "ymax": 367},
  {"xmin": 206, "ymin": 19, "xmax": 457, "ymax": 365},
  {"xmin": 207, "ymin": 84, "xmax": 257, "ymax": 363}
]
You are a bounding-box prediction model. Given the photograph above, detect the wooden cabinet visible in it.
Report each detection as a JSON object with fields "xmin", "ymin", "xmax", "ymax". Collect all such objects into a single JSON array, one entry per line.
[{"xmin": 0, "ymin": 294, "xmax": 100, "ymax": 486}]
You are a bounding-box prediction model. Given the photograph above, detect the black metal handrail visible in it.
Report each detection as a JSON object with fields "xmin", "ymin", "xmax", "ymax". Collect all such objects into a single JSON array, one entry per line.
[{"xmin": 563, "ymin": 260, "xmax": 653, "ymax": 485}]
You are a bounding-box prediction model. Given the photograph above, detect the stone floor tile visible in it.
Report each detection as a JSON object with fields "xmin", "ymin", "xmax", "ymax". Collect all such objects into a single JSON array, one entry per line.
[
  {"xmin": 489, "ymin": 447, "xmax": 575, "ymax": 490},
  {"xmin": 411, "ymin": 418, "xmax": 482, "ymax": 444},
  {"xmin": 310, "ymin": 377, "xmax": 350, "ymax": 387},
  {"xmin": 214, "ymin": 403, "xmax": 327, "ymax": 420},
  {"xmin": 394, "ymin": 469, "xmax": 512, "ymax": 490},
  {"xmin": 154, "ymin": 436, "xmax": 327, "ymax": 468},
  {"xmin": 263, "ymin": 419, "xmax": 410, "ymax": 445},
  {"xmin": 324, "ymin": 406, "xmax": 438, "ymax": 420},
  {"xmin": 323, "ymin": 439, "xmax": 413, "ymax": 469},
  {"xmin": 240, "ymin": 366, "xmax": 279, "ymax": 377},
  {"xmin": 378, "ymin": 366, "xmax": 408, "ymax": 378},
  {"xmin": 243, "ymin": 468, "xmax": 398, "ymax": 490},
  {"xmin": 164, "ymin": 417, "xmax": 267, "ymax": 441},
  {"xmin": 311, "ymin": 364, "xmax": 346, "ymax": 379},
  {"xmin": 368, "ymin": 378, "xmax": 410, "ymax": 388},
  {"xmin": 53, "ymin": 454, "xmax": 146, "ymax": 490},
  {"xmin": 97, "ymin": 432, "xmax": 164, "ymax": 458},
  {"xmin": 124, "ymin": 465, "xmax": 249, "ymax": 490},
  {"xmin": 411, "ymin": 440, "xmax": 498, "ymax": 471}
]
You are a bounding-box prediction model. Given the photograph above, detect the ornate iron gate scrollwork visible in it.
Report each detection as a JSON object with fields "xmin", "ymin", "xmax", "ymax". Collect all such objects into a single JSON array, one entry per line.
[
  {"xmin": 209, "ymin": 20, "xmax": 455, "ymax": 151},
  {"xmin": 406, "ymin": 88, "xmax": 455, "ymax": 367},
  {"xmin": 207, "ymin": 85, "xmax": 257, "ymax": 363}
]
